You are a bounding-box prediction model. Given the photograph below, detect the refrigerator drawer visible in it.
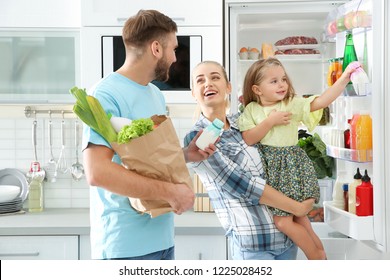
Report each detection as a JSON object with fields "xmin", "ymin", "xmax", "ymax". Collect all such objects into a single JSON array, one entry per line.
[{"xmin": 324, "ymin": 201, "xmax": 374, "ymax": 240}]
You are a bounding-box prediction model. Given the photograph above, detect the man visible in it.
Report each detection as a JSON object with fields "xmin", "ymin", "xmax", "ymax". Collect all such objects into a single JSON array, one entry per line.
[{"xmin": 82, "ymin": 9, "xmax": 214, "ymax": 260}]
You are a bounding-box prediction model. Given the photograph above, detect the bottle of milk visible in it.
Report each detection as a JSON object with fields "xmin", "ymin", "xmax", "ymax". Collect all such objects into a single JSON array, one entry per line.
[{"xmin": 196, "ymin": 118, "xmax": 224, "ymax": 150}]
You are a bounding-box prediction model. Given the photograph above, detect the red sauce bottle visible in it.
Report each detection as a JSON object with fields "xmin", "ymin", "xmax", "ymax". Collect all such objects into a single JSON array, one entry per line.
[{"xmin": 356, "ymin": 169, "xmax": 373, "ymax": 216}]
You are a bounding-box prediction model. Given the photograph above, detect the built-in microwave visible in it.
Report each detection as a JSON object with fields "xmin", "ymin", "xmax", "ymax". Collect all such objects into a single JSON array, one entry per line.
[
  {"xmin": 102, "ymin": 35, "xmax": 202, "ymax": 101},
  {"xmin": 80, "ymin": 26, "xmax": 223, "ymax": 104}
]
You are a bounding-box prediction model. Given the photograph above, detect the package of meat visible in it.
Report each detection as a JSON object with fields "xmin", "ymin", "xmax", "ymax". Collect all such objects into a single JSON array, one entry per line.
[
  {"xmin": 275, "ymin": 36, "xmax": 318, "ymax": 46},
  {"xmin": 275, "ymin": 49, "xmax": 320, "ymax": 55}
]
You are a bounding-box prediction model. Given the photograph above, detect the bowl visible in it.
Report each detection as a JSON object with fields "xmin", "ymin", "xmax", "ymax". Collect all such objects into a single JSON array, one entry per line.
[{"xmin": 0, "ymin": 185, "xmax": 21, "ymax": 203}]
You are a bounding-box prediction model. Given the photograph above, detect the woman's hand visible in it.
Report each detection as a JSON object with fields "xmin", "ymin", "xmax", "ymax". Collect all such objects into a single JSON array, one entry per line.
[
  {"xmin": 295, "ymin": 198, "xmax": 315, "ymax": 217},
  {"xmin": 183, "ymin": 130, "xmax": 217, "ymax": 162}
]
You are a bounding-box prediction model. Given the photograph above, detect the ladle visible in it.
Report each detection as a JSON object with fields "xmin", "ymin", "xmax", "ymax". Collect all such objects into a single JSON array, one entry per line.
[
  {"xmin": 44, "ymin": 116, "xmax": 57, "ymax": 182},
  {"xmin": 71, "ymin": 120, "xmax": 84, "ymax": 181},
  {"xmin": 57, "ymin": 118, "xmax": 68, "ymax": 174}
]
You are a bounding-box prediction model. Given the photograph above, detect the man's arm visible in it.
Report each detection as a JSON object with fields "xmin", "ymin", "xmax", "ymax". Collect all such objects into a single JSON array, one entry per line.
[{"xmin": 83, "ymin": 143, "xmax": 194, "ymax": 214}]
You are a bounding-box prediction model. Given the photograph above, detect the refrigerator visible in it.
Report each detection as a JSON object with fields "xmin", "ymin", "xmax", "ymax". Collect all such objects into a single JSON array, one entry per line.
[{"xmin": 224, "ymin": 0, "xmax": 390, "ymax": 258}]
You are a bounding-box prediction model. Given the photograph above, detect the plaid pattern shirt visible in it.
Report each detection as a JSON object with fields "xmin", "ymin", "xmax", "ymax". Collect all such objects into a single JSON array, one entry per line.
[{"xmin": 184, "ymin": 113, "xmax": 292, "ymax": 251}]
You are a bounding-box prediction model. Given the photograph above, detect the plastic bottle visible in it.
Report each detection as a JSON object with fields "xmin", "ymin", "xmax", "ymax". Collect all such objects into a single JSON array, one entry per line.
[
  {"xmin": 356, "ymin": 113, "xmax": 373, "ymax": 151},
  {"xmin": 348, "ymin": 167, "xmax": 362, "ymax": 214},
  {"xmin": 349, "ymin": 61, "xmax": 370, "ymax": 96},
  {"xmin": 350, "ymin": 112, "xmax": 360, "ymax": 150},
  {"xmin": 196, "ymin": 118, "xmax": 224, "ymax": 150},
  {"xmin": 342, "ymin": 31, "xmax": 358, "ymax": 73},
  {"xmin": 344, "ymin": 119, "xmax": 351, "ymax": 149},
  {"xmin": 332, "ymin": 172, "xmax": 347, "ymax": 209},
  {"xmin": 27, "ymin": 161, "xmax": 45, "ymax": 212},
  {"xmin": 343, "ymin": 184, "xmax": 349, "ymax": 212},
  {"xmin": 356, "ymin": 169, "xmax": 373, "ymax": 216}
]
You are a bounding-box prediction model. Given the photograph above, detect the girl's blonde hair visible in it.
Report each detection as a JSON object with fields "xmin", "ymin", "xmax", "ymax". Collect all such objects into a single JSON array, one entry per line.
[
  {"xmin": 191, "ymin": 61, "xmax": 230, "ymax": 120},
  {"xmin": 242, "ymin": 57, "xmax": 296, "ymax": 106}
]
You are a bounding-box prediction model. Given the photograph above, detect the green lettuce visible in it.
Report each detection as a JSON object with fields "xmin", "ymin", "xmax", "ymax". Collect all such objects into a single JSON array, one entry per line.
[
  {"xmin": 117, "ymin": 118, "xmax": 154, "ymax": 144},
  {"xmin": 298, "ymin": 133, "xmax": 334, "ymax": 179}
]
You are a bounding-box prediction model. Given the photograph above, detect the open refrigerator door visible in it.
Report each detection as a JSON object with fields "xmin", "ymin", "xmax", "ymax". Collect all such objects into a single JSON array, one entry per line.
[
  {"xmin": 322, "ymin": 0, "xmax": 390, "ymax": 255},
  {"xmin": 224, "ymin": 0, "xmax": 390, "ymax": 257}
]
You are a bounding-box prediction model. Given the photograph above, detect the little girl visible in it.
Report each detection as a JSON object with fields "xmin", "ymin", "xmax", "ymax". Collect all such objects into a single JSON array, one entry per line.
[{"xmin": 238, "ymin": 57, "xmax": 359, "ymax": 260}]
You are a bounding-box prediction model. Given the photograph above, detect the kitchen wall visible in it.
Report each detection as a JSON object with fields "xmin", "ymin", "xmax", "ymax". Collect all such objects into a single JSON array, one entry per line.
[{"xmin": 0, "ymin": 104, "xmax": 197, "ymax": 208}]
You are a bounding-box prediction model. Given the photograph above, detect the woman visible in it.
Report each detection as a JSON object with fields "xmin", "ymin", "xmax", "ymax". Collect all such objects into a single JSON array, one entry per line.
[{"xmin": 184, "ymin": 61, "xmax": 315, "ymax": 260}]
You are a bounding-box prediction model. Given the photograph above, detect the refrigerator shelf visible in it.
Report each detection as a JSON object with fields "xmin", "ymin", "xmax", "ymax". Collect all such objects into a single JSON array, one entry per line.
[
  {"xmin": 238, "ymin": 55, "xmax": 323, "ymax": 62},
  {"xmin": 324, "ymin": 201, "xmax": 374, "ymax": 240},
  {"xmin": 326, "ymin": 145, "xmax": 373, "ymax": 163}
]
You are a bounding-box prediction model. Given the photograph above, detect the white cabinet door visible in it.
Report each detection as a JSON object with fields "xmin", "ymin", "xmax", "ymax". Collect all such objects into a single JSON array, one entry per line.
[
  {"xmin": 79, "ymin": 234, "xmax": 91, "ymax": 260},
  {"xmin": 0, "ymin": 236, "xmax": 79, "ymax": 260},
  {"xmin": 0, "ymin": 0, "xmax": 80, "ymax": 28},
  {"xmin": 175, "ymin": 235, "xmax": 227, "ymax": 260},
  {"xmin": 82, "ymin": 0, "xmax": 222, "ymax": 27}
]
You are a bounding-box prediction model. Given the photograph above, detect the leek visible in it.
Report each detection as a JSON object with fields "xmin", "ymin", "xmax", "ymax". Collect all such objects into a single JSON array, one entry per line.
[{"xmin": 70, "ymin": 86, "xmax": 117, "ymax": 143}]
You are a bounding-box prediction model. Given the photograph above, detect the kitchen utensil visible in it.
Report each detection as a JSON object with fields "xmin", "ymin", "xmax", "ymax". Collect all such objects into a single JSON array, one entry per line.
[
  {"xmin": 57, "ymin": 119, "xmax": 68, "ymax": 174},
  {"xmin": 44, "ymin": 119, "xmax": 57, "ymax": 182},
  {"xmin": 71, "ymin": 120, "xmax": 84, "ymax": 181}
]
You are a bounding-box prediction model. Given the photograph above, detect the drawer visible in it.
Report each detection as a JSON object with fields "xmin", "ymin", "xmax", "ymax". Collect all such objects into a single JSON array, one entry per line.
[{"xmin": 0, "ymin": 235, "xmax": 79, "ymax": 260}]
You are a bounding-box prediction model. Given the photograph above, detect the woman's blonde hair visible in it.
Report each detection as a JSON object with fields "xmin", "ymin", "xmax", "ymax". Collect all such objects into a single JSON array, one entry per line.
[{"xmin": 242, "ymin": 57, "xmax": 296, "ymax": 106}]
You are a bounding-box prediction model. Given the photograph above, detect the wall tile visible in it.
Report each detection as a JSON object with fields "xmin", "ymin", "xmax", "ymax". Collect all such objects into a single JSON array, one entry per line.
[{"xmin": 1, "ymin": 115, "xmax": 193, "ymax": 209}]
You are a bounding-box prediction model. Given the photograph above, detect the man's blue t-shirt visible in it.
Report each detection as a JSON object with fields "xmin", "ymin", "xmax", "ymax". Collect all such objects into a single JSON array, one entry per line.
[{"xmin": 82, "ymin": 72, "xmax": 174, "ymax": 259}]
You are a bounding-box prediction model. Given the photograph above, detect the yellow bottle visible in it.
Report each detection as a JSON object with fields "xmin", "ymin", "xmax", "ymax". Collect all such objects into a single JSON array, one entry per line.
[{"xmin": 356, "ymin": 112, "xmax": 372, "ymax": 161}]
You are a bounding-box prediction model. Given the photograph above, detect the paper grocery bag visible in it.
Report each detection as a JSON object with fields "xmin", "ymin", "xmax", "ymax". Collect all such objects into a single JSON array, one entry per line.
[{"xmin": 111, "ymin": 115, "xmax": 192, "ymax": 218}]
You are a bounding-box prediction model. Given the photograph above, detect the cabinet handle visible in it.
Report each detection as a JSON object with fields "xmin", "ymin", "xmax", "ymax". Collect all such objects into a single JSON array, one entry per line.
[
  {"xmin": 172, "ymin": 17, "xmax": 185, "ymax": 23},
  {"xmin": 117, "ymin": 17, "xmax": 128, "ymax": 23},
  {"xmin": 0, "ymin": 252, "xmax": 40, "ymax": 257},
  {"xmin": 198, "ymin": 252, "xmax": 202, "ymax": 260}
]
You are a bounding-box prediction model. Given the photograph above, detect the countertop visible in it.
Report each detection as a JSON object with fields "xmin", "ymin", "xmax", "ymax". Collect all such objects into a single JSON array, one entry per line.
[{"xmin": 0, "ymin": 208, "xmax": 224, "ymax": 236}]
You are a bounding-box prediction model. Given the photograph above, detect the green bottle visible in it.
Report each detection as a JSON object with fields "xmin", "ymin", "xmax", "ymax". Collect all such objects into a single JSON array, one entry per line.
[{"xmin": 342, "ymin": 31, "xmax": 358, "ymax": 72}]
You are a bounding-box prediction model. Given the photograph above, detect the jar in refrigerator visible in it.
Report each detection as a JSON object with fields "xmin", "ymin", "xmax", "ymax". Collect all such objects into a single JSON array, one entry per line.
[
  {"xmin": 356, "ymin": 169, "xmax": 373, "ymax": 216},
  {"xmin": 348, "ymin": 167, "xmax": 362, "ymax": 214},
  {"xmin": 332, "ymin": 172, "xmax": 347, "ymax": 209},
  {"xmin": 327, "ymin": 58, "xmax": 336, "ymax": 86}
]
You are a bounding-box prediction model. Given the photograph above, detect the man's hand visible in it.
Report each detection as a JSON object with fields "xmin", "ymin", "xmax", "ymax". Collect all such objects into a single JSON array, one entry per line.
[
  {"xmin": 166, "ymin": 183, "xmax": 195, "ymax": 215},
  {"xmin": 183, "ymin": 130, "xmax": 217, "ymax": 163}
]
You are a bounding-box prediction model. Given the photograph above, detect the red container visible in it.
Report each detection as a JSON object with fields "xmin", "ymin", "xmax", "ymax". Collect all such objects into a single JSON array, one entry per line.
[{"xmin": 356, "ymin": 170, "xmax": 373, "ymax": 216}]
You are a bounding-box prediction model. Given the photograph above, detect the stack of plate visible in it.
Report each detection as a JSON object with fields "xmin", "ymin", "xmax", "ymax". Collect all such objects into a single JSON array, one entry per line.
[
  {"xmin": 0, "ymin": 197, "xmax": 24, "ymax": 214},
  {"xmin": 0, "ymin": 168, "xmax": 29, "ymax": 214}
]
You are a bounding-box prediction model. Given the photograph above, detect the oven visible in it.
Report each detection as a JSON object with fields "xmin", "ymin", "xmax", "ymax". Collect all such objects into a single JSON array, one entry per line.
[{"xmin": 80, "ymin": 26, "xmax": 222, "ymax": 104}]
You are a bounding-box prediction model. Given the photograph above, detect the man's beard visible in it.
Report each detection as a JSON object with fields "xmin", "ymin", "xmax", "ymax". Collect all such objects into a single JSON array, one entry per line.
[{"xmin": 154, "ymin": 56, "xmax": 170, "ymax": 82}]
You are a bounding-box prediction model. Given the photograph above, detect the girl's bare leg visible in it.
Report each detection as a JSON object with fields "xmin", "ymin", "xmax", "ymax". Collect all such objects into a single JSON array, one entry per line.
[
  {"xmin": 294, "ymin": 215, "xmax": 325, "ymax": 253},
  {"xmin": 273, "ymin": 215, "xmax": 326, "ymax": 260}
]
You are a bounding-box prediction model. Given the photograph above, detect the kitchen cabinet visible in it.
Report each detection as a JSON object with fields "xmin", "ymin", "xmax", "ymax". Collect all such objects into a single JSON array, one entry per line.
[
  {"xmin": 0, "ymin": 30, "xmax": 80, "ymax": 104},
  {"xmin": 175, "ymin": 235, "xmax": 227, "ymax": 260},
  {"xmin": 0, "ymin": 235, "xmax": 79, "ymax": 260},
  {"xmin": 81, "ymin": 0, "xmax": 222, "ymax": 27},
  {"xmin": 0, "ymin": 0, "xmax": 80, "ymax": 28}
]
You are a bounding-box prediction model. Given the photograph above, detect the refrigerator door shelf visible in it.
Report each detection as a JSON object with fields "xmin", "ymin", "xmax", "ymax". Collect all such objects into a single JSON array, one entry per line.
[
  {"xmin": 326, "ymin": 145, "xmax": 373, "ymax": 163},
  {"xmin": 324, "ymin": 201, "xmax": 374, "ymax": 240}
]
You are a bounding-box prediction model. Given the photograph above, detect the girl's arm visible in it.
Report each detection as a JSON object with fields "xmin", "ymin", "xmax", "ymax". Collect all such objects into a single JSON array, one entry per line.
[
  {"xmin": 310, "ymin": 62, "xmax": 360, "ymax": 112},
  {"xmin": 260, "ymin": 184, "xmax": 314, "ymax": 217},
  {"xmin": 242, "ymin": 110, "xmax": 292, "ymax": 145}
]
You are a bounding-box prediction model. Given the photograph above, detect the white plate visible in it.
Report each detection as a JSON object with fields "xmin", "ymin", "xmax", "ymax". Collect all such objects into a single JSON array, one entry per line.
[
  {"xmin": 275, "ymin": 44, "xmax": 320, "ymax": 50},
  {"xmin": 0, "ymin": 185, "xmax": 20, "ymax": 203},
  {"xmin": 0, "ymin": 168, "xmax": 29, "ymax": 202}
]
